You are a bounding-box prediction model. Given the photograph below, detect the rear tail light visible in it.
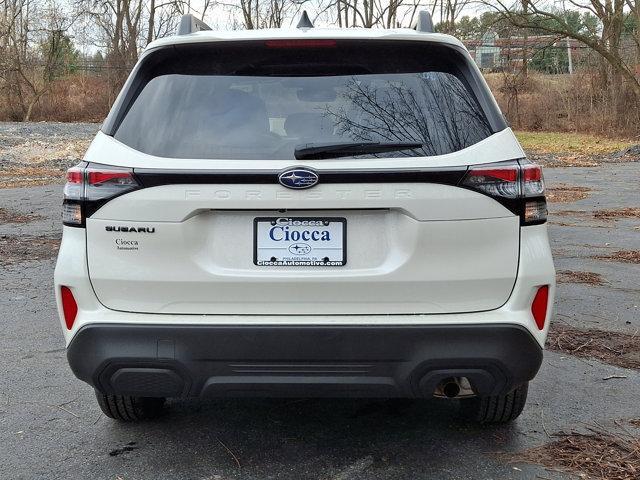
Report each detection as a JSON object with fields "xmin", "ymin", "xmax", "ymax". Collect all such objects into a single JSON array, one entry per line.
[
  {"xmin": 60, "ymin": 286, "xmax": 78, "ymax": 330},
  {"xmin": 461, "ymin": 164, "xmax": 519, "ymax": 198},
  {"xmin": 62, "ymin": 163, "xmax": 139, "ymax": 227},
  {"xmin": 531, "ymin": 285, "xmax": 549, "ymax": 330},
  {"xmin": 461, "ymin": 159, "xmax": 546, "ymax": 225},
  {"xmin": 85, "ymin": 165, "xmax": 139, "ymax": 200}
]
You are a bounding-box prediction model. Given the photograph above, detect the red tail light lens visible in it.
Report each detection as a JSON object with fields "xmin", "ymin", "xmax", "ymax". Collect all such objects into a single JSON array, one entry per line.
[
  {"xmin": 462, "ymin": 164, "xmax": 520, "ymax": 198},
  {"xmin": 531, "ymin": 285, "xmax": 549, "ymax": 330},
  {"xmin": 60, "ymin": 286, "xmax": 78, "ymax": 330},
  {"xmin": 66, "ymin": 169, "xmax": 83, "ymax": 184},
  {"xmin": 63, "ymin": 167, "xmax": 84, "ymax": 200},
  {"xmin": 467, "ymin": 168, "xmax": 518, "ymax": 183},
  {"xmin": 522, "ymin": 163, "xmax": 545, "ymax": 196},
  {"xmin": 461, "ymin": 159, "xmax": 547, "ymax": 225},
  {"xmin": 87, "ymin": 170, "xmax": 133, "ymax": 185},
  {"xmin": 85, "ymin": 166, "xmax": 138, "ymax": 201},
  {"xmin": 62, "ymin": 164, "xmax": 139, "ymax": 227}
]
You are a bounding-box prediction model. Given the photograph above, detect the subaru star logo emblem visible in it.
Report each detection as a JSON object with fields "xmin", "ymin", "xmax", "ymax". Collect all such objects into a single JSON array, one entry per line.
[
  {"xmin": 278, "ymin": 168, "xmax": 319, "ymax": 189},
  {"xmin": 289, "ymin": 243, "xmax": 312, "ymax": 255}
]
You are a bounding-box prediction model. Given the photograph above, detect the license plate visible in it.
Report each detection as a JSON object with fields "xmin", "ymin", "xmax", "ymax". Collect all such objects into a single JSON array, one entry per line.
[{"xmin": 254, "ymin": 217, "xmax": 346, "ymax": 266}]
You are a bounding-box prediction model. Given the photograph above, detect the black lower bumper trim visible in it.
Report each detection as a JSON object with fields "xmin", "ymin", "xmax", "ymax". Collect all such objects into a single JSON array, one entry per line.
[{"xmin": 67, "ymin": 324, "xmax": 543, "ymax": 398}]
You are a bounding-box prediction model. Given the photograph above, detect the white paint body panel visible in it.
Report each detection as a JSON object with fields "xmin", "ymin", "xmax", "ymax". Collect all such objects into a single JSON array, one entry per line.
[
  {"xmin": 54, "ymin": 224, "xmax": 555, "ymax": 348},
  {"xmin": 85, "ymin": 128, "xmax": 524, "ymax": 171},
  {"xmin": 86, "ymin": 212, "xmax": 519, "ymax": 315},
  {"xmin": 145, "ymin": 28, "xmax": 467, "ymax": 51},
  {"xmin": 54, "ymin": 30, "xmax": 555, "ymax": 351},
  {"xmin": 81, "ymin": 130, "xmax": 527, "ymax": 315}
]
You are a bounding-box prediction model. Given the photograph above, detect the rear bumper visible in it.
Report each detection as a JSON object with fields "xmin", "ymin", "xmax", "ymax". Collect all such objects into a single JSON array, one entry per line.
[{"xmin": 67, "ymin": 323, "xmax": 542, "ymax": 399}]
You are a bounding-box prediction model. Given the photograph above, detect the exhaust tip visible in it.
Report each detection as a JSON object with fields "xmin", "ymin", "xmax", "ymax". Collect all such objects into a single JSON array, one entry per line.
[
  {"xmin": 442, "ymin": 380, "xmax": 461, "ymax": 398},
  {"xmin": 431, "ymin": 376, "xmax": 475, "ymax": 399}
]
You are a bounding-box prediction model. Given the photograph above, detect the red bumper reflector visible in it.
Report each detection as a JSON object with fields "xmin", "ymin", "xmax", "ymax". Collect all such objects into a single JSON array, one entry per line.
[
  {"xmin": 61, "ymin": 286, "xmax": 78, "ymax": 330},
  {"xmin": 531, "ymin": 285, "xmax": 549, "ymax": 330}
]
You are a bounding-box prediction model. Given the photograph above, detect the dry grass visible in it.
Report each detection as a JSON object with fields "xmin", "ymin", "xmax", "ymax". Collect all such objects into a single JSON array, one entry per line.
[
  {"xmin": 0, "ymin": 207, "xmax": 43, "ymax": 224},
  {"xmin": 546, "ymin": 184, "xmax": 591, "ymax": 203},
  {"xmin": 555, "ymin": 208, "xmax": 640, "ymax": 223},
  {"xmin": 516, "ymin": 426, "xmax": 640, "ymax": 480},
  {"xmin": 0, "ymin": 166, "xmax": 66, "ymax": 188},
  {"xmin": 542, "ymin": 156, "xmax": 602, "ymax": 167},
  {"xmin": 547, "ymin": 325, "xmax": 640, "ymax": 370},
  {"xmin": 0, "ymin": 139, "xmax": 89, "ymax": 165},
  {"xmin": 549, "ymin": 221, "xmax": 609, "ymax": 229},
  {"xmin": 556, "ymin": 270, "xmax": 604, "ymax": 285},
  {"xmin": 516, "ymin": 131, "xmax": 635, "ymax": 156},
  {"xmin": 0, "ymin": 75, "xmax": 111, "ymax": 122},
  {"xmin": 0, "ymin": 236, "xmax": 60, "ymax": 265},
  {"xmin": 488, "ymin": 72, "xmax": 640, "ymax": 138},
  {"xmin": 0, "ymin": 138, "xmax": 89, "ymax": 188},
  {"xmin": 593, "ymin": 208, "xmax": 640, "ymax": 220},
  {"xmin": 594, "ymin": 251, "xmax": 640, "ymax": 264}
]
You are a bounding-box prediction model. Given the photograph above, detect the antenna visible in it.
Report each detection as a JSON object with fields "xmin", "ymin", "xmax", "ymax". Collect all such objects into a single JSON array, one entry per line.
[
  {"xmin": 412, "ymin": 11, "xmax": 434, "ymax": 33},
  {"xmin": 297, "ymin": 10, "xmax": 314, "ymax": 29},
  {"xmin": 177, "ymin": 14, "xmax": 212, "ymax": 35}
]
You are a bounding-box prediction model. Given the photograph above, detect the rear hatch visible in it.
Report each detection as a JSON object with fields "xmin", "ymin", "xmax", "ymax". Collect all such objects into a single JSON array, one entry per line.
[{"xmin": 84, "ymin": 38, "xmax": 523, "ymax": 315}]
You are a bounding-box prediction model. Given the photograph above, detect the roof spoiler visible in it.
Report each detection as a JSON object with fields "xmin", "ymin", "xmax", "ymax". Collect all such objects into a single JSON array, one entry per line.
[
  {"xmin": 411, "ymin": 11, "xmax": 434, "ymax": 33},
  {"xmin": 177, "ymin": 14, "xmax": 212, "ymax": 35}
]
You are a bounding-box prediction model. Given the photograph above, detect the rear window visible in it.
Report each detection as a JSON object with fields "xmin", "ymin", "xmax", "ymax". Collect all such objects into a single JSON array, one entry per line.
[{"xmin": 113, "ymin": 41, "xmax": 495, "ymax": 159}]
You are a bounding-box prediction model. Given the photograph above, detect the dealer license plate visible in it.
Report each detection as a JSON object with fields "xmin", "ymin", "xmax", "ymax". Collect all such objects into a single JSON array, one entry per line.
[{"xmin": 254, "ymin": 217, "xmax": 346, "ymax": 266}]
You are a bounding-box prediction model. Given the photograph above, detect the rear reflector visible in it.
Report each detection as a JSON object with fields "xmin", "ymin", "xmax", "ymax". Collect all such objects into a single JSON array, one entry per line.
[
  {"xmin": 531, "ymin": 285, "xmax": 549, "ymax": 330},
  {"xmin": 60, "ymin": 286, "xmax": 78, "ymax": 330}
]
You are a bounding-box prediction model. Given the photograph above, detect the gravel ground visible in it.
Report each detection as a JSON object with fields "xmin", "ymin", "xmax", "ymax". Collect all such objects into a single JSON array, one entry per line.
[
  {"xmin": 0, "ymin": 122, "xmax": 97, "ymax": 188},
  {"xmin": 1, "ymin": 122, "xmax": 639, "ymax": 480}
]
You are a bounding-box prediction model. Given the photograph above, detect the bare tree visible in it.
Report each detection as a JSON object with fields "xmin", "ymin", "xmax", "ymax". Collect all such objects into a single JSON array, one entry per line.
[
  {"xmin": 334, "ymin": 0, "xmax": 412, "ymax": 27},
  {"xmin": 329, "ymin": 0, "xmax": 468, "ymax": 30},
  {"xmin": 75, "ymin": 0, "xmax": 185, "ymax": 96},
  {"xmin": 437, "ymin": 0, "xmax": 469, "ymax": 33},
  {"xmin": 147, "ymin": 0, "xmax": 185, "ymax": 43},
  {"xmin": 0, "ymin": 0, "xmax": 79, "ymax": 120},
  {"xmin": 76, "ymin": 0, "xmax": 144, "ymax": 71},
  {"xmin": 229, "ymin": 0, "xmax": 302, "ymax": 28},
  {"xmin": 480, "ymin": 0, "xmax": 640, "ymax": 101}
]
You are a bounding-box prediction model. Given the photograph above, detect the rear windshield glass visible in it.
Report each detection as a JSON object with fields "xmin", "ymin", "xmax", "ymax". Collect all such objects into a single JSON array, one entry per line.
[{"xmin": 113, "ymin": 41, "xmax": 494, "ymax": 159}]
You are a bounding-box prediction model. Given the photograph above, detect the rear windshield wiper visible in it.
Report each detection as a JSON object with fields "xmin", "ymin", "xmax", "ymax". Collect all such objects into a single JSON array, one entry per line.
[{"xmin": 294, "ymin": 141, "xmax": 423, "ymax": 160}]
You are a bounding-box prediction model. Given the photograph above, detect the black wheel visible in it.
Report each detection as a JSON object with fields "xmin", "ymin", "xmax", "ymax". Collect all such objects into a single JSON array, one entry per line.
[
  {"xmin": 95, "ymin": 391, "xmax": 165, "ymax": 421},
  {"xmin": 460, "ymin": 382, "xmax": 529, "ymax": 424}
]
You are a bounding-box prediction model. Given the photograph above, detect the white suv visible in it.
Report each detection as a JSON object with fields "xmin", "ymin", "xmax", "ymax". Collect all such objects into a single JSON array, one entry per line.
[{"xmin": 54, "ymin": 12, "xmax": 555, "ymax": 423}]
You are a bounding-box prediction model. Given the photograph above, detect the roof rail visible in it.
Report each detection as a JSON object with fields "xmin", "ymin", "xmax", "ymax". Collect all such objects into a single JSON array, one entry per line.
[
  {"xmin": 412, "ymin": 11, "xmax": 434, "ymax": 33},
  {"xmin": 177, "ymin": 14, "xmax": 212, "ymax": 35}
]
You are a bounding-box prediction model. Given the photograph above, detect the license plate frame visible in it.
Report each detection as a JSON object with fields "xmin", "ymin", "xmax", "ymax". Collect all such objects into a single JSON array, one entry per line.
[{"xmin": 253, "ymin": 217, "xmax": 347, "ymax": 266}]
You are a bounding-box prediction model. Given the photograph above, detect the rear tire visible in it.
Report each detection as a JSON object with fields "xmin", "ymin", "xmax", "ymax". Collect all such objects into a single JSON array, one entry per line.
[
  {"xmin": 95, "ymin": 391, "xmax": 165, "ymax": 421},
  {"xmin": 460, "ymin": 382, "xmax": 528, "ymax": 424}
]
